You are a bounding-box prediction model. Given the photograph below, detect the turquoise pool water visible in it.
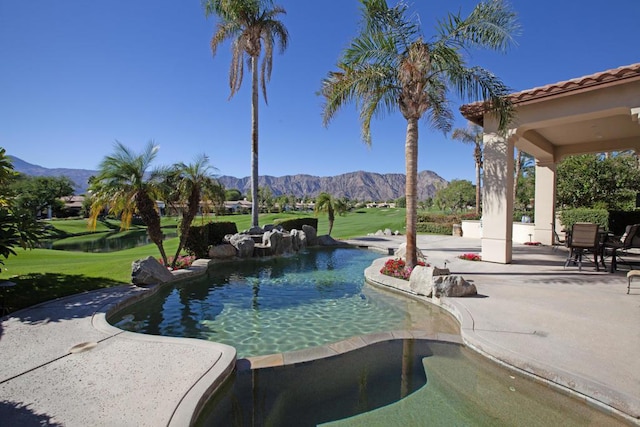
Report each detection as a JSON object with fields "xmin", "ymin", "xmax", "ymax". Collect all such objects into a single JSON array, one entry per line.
[
  {"xmin": 109, "ymin": 248, "xmax": 459, "ymax": 357},
  {"xmin": 197, "ymin": 340, "xmax": 626, "ymax": 427}
]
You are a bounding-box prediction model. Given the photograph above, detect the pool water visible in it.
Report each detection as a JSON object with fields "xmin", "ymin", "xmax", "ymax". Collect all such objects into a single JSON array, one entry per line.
[
  {"xmin": 196, "ymin": 339, "xmax": 625, "ymax": 427},
  {"xmin": 109, "ymin": 248, "xmax": 459, "ymax": 357}
]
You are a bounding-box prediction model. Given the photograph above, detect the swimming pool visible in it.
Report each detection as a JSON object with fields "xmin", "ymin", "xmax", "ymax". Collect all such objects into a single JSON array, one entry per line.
[
  {"xmin": 109, "ymin": 248, "xmax": 459, "ymax": 358},
  {"xmin": 196, "ymin": 339, "xmax": 625, "ymax": 427}
]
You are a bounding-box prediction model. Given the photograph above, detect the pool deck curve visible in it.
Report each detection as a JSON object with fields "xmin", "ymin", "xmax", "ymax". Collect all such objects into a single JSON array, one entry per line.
[{"xmin": 1, "ymin": 235, "xmax": 639, "ymax": 426}]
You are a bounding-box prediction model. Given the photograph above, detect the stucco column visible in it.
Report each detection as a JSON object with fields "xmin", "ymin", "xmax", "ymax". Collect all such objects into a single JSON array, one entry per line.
[
  {"xmin": 533, "ymin": 161, "xmax": 557, "ymax": 245},
  {"xmin": 481, "ymin": 119, "xmax": 514, "ymax": 264}
]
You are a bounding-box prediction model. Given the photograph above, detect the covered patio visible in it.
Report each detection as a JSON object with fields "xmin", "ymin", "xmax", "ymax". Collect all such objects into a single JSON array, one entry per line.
[{"xmin": 461, "ymin": 63, "xmax": 640, "ymax": 263}]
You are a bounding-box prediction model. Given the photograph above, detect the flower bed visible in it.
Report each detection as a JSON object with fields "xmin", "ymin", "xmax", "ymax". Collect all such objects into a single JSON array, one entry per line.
[
  {"xmin": 159, "ymin": 255, "xmax": 196, "ymax": 270},
  {"xmin": 524, "ymin": 241, "xmax": 541, "ymax": 246},
  {"xmin": 380, "ymin": 258, "xmax": 428, "ymax": 280},
  {"xmin": 458, "ymin": 253, "xmax": 482, "ymax": 261}
]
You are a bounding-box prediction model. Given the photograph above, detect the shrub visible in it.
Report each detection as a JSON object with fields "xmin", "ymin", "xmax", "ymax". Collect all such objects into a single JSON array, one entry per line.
[
  {"xmin": 380, "ymin": 258, "xmax": 428, "ymax": 280},
  {"xmin": 207, "ymin": 221, "xmax": 238, "ymax": 245},
  {"xmin": 183, "ymin": 226, "xmax": 208, "ymax": 258},
  {"xmin": 184, "ymin": 221, "xmax": 239, "ymax": 258},
  {"xmin": 416, "ymin": 222, "xmax": 453, "ymax": 235},
  {"xmin": 417, "ymin": 213, "xmax": 457, "ymax": 224},
  {"xmin": 460, "ymin": 212, "xmax": 481, "ymax": 221},
  {"xmin": 159, "ymin": 255, "xmax": 195, "ymax": 270},
  {"xmin": 559, "ymin": 208, "xmax": 609, "ymax": 231},
  {"xmin": 275, "ymin": 217, "xmax": 318, "ymax": 232}
]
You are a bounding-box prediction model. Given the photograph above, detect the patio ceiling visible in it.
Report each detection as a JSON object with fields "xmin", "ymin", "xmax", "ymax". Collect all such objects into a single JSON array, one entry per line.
[{"xmin": 461, "ymin": 63, "xmax": 640, "ymax": 163}]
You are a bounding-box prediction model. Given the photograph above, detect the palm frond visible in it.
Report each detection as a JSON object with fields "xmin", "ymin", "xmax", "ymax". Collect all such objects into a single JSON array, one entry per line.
[{"xmin": 436, "ymin": 0, "xmax": 519, "ymax": 52}]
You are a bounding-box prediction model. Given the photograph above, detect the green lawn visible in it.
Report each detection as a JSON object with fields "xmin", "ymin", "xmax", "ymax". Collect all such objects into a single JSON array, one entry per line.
[{"xmin": 2, "ymin": 209, "xmax": 407, "ymax": 313}]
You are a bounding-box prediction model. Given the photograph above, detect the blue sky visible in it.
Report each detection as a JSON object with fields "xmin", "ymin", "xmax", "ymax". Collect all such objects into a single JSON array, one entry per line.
[{"xmin": 1, "ymin": 1, "xmax": 639, "ymax": 183}]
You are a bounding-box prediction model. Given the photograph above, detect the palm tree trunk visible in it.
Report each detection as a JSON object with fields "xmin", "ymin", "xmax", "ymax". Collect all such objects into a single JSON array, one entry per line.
[
  {"xmin": 250, "ymin": 55, "xmax": 260, "ymax": 228},
  {"xmin": 513, "ymin": 148, "xmax": 522, "ymax": 206},
  {"xmin": 137, "ymin": 191, "xmax": 168, "ymax": 265},
  {"xmin": 475, "ymin": 161, "xmax": 481, "ymax": 215},
  {"xmin": 405, "ymin": 118, "xmax": 419, "ymax": 269},
  {"xmin": 172, "ymin": 190, "xmax": 199, "ymax": 268},
  {"xmin": 328, "ymin": 205, "xmax": 335, "ymax": 236}
]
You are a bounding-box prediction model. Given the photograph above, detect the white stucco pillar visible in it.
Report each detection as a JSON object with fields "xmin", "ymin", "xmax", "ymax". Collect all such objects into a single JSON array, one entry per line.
[
  {"xmin": 481, "ymin": 119, "xmax": 514, "ymax": 264},
  {"xmin": 534, "ymin": 161, "xmax": 557, "ymax": 245}
]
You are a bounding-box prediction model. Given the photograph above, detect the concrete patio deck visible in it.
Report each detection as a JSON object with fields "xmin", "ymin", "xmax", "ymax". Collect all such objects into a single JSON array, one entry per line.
[{"xmin": 0, "ymin": 235, "xmax": 638, "ymax": 425}]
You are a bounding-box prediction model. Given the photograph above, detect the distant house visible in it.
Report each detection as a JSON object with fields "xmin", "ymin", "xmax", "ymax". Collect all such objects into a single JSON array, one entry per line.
[
  {"xmin": 224, "ymin": 200, "xmax": 252, "ymax": 214},
  {"xmin": 59, "ymin": 195, "xmax": 85, "ymax": 217}
]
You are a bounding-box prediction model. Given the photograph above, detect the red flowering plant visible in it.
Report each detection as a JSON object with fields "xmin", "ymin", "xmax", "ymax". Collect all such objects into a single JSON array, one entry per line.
[
  {"xmin": 524, "ymin": 241, "xmax": 541, "ymax": 246},
  {"xmin": 159, "ymin": 255, "xmax": 196, "ymax": 270},
  {"xmin": 380, "ymin": 258, "xmax": 428, "ymax": 280},
  {"xmin": 458, "ymin": 253, "xmax": 482, "ymax": 261}
]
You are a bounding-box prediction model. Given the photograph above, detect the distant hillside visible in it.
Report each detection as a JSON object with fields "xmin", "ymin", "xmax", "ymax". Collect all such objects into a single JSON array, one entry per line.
[
  {"xmin": 9, "ymin": 156, "xmax": 97, "ymax": 195},
  {"xmin": 9, "ymin": 156, "xmax": 448, "ymax": 201},
  {"xmin": 217, "ymin": 171, "xmax": 447, "ymax": 201}
]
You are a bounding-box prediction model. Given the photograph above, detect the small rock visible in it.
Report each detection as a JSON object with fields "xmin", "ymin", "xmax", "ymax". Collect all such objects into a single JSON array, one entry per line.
[{"xmin": 433, "ymin": 275, "xmax": 477, "ymax": 297}]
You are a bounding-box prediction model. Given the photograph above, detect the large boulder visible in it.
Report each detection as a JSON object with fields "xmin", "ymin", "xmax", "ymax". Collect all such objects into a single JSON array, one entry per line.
[
  {"xmin": 290, "ymin": 229, "xmax": 307, "ymax": 251},
  {"xmin": 247, "ymin": 226, "xmax": 264, "ymax": 235},
  {"xmin": 433, "ymin": 275, "xmax": 477, "ymax": 297},
  {"xmin": 317, "ymin": 234, "xmax": 347, "ymax": 246},
  {"xmin": 409, "ymin": 265, "xmax": 450, "ymax": 297},
  {"xmin": 263, "ymin": 229, "xmax": 284, "ymax": 255},
  {"xmin": 230, "ymin": 234, "xmax": 255, "ymax": 258},
  {"xmin": 131, "ymin": 256, "xmax": 174, "ymax": 286},
  {"xmin": 302, "ymin": 225, "xmax": 318, "ymax": 246},
  {"xmin": 281, "ymin": 234, "xmax": 293, "ymax": 254},
  {"xmin": 208, "ymin": 244, "xmax": 237, "ymax": 259},
  {"xmin": 394, "ymin": 242, "xmax": 426, "ymax": 262}
]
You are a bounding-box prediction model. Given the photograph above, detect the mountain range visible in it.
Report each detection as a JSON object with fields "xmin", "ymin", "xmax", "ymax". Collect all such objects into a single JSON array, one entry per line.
[{"xmin": 9, "ymin": 156, "xmax": 448, "ymax": 201}]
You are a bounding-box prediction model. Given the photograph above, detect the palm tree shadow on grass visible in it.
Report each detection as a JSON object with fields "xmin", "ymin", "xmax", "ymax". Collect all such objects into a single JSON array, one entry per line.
[{"xmin": 0, "ymin": 400, "xmax": 63, "ymax": 427}]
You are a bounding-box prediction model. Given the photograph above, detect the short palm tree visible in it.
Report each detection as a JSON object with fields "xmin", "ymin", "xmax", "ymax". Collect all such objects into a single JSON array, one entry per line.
[
  {"xmin": 314, "ymin": 192, "xmax": 347, "ymax": 236},
  {"xmin": 452, "ymin": 122, "xmax": 484, "ymax": 215},
  {"xmin": 167, "ymin": 154, "xmax": 220, "ymax": 269},
  {"xmin": 321, "ymin": 0, "xmax": 518, "ymax": 268},
  {"xmin": 88, "ymin": 141, "xmax": 169, "ymax": 265},
  {"xmin": 203, "ymin": 0, "xmax": 289, "ymax": 229}
]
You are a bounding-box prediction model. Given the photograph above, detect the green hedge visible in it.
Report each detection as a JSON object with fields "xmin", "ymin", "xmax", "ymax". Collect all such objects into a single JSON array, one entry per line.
[
  {"xmin": 416, "ymin": 222, "xmax": 453, "ymax": 235},
  {"xmin": 417, "ymin": 213, "xmax": 456, "ymax": 224},
  {"xmin": 274, "ymin": 217, "xmax": 318, "ymax": 232},
  {"xmin": 184, "ymin": 221, "xmax": 239, "ymax": 258},
  {"xmin": 417, "ymin": 212, "xmax": 479, "ymax": 223},
  {"xmin": 559, "ymin": 208, "xmax": 609, "ymax": 230}
]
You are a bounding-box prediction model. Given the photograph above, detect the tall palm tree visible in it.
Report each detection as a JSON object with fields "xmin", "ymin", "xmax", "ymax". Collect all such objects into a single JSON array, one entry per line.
[
  {"xmin": 321, "ymin": 0, "xmax": 517, "ymax": 268},
  {"xmin": 167, "ymin": 154, "xmax": 220, "ymax": 269},
  {"xmin": 452, "ymin": 122, "xmax": 484, "ymax": 215},
  {"xmin": 314, "ymin": 192, "xmax": 347, "ymax": 236},
  {"xmin": 88, "ymin": 141, "xmax": 169, "ymax": 265},
  {"xmin": 203, "ymin": 0, "xmax": 289, "ymax": 229}
]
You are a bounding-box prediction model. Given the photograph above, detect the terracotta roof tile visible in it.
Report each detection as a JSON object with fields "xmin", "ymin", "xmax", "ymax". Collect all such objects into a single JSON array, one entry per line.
[{"xmin": 460, "ymin": 63, "xmax": 640, "ymax": 121}]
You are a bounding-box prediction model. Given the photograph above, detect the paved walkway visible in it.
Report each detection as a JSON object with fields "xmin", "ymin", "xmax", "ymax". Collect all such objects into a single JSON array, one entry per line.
[
  {"xmin": 0, "ymin": 236, "xmax": 638, "ymax": 425},
  {"xmin": 0, "ymin": 263, "xmax": 237, "ymax": 427}
]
